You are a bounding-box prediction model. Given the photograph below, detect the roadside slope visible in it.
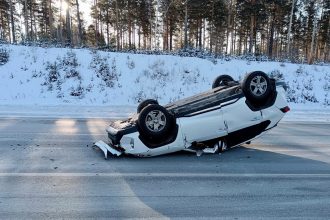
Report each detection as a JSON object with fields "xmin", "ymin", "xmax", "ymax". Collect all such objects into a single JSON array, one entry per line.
[{"xmin": 0, "ymin": 45, "xmax": 329, "ymax": 112}]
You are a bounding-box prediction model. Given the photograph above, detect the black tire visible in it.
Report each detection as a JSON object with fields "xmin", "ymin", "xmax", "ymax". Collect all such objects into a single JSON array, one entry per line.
[
  {"xmin": 212, "ymin": 75, "xmax": 234, "ymax": 89},
  {"xmin": 137, "ymin": 104, "xmax": 174, "ymax": 139},
  {"xmin": 242, "ymin": 71, "xmax": 272, "ymax": 103},
  {"xmin": 137, "ymin": 99, "xmax": 159, "ymax": 113}
]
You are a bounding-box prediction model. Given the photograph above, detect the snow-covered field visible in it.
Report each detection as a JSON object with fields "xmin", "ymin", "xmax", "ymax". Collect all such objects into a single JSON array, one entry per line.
[{"xmin": 0, "ymin": 44, "xmax": 329, "ymax": 121}]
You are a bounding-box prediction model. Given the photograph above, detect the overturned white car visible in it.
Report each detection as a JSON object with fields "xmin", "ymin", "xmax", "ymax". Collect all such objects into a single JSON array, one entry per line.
[{"xmin": 95, "ymin": 71, "xmax": 290, "ymax": 158}]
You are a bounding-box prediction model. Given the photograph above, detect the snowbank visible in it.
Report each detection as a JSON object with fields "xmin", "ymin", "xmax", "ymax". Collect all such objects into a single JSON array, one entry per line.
[{"xmin": 0, "ymin": 44, "xmax": 329, "ymax": 120}]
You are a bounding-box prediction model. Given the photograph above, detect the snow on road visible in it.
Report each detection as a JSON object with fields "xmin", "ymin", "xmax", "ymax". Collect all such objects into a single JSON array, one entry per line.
[
  {"xmin": 0, "ymin": 104, "xmax": 329, "ymax": 123},
  {"xmin": 0, "ymin": 105, "xmax": 135, "ymax": 119}
]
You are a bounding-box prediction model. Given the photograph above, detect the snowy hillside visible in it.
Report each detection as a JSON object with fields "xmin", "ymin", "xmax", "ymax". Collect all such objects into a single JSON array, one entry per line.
[{"xmin": 0, "ymin": 44, "xmax": 329, "ymax": 110}]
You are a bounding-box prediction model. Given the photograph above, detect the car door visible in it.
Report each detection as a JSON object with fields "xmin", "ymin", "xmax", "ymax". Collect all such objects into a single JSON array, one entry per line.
[
  {"xmin": 178, "ymin": 107, "xmax": 228, "ymax": 144},
  {"xmin": 221, "ymin": 98, "xmax": 262, "ymax": 133}
]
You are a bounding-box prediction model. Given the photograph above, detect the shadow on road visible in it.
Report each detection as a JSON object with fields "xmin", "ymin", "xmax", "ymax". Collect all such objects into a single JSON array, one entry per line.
[{"xmin": 88, "ymin": 145, "xmax": 330, "ymax": 218}]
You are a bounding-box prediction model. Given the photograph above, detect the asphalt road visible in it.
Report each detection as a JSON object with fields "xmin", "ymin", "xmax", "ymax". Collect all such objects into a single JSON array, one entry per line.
[{"xmin": 0, "ymin": 117, "xmax": 329, "ymax": 219}]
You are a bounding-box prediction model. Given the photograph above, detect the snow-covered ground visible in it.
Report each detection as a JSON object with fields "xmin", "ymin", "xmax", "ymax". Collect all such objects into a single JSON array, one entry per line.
[{"xmin": 0, "ymin": 44, "xmax": 329, "ymax": 122}]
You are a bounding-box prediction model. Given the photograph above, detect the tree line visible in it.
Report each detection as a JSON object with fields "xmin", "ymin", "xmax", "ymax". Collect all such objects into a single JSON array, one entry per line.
[{"xmin": 0, "ymin": 0, "xmax": 329, "ymax": 63}]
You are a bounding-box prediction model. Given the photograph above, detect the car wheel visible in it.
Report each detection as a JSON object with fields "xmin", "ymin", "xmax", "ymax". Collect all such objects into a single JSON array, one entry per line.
[
  {"xmin": 242, "ymin": 71, "xmax": 272, "ymax": 103},
  {"xmin": 212, "ymin": 75, "xmax": 234, "ymax": 89},
  {"xmin": 137, "ymin": 99, "xmax": 159, "ymax": 113},
  {"xmin": 137, "ymin": 104, "xmax": 174, "ymax": 139}
]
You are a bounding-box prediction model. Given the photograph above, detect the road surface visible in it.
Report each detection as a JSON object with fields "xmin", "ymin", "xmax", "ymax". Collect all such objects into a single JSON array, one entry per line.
[{"xmin": 0, "ymin": 117, "xmax": 329, "ymax": 219}]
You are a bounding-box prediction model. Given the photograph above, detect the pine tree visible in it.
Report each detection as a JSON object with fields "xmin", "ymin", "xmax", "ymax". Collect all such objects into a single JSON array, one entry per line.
[
  {"xmin": 74, "ymin": 0, "xmax": 83, "ymax": 46},
  {"xmin": 0, "ymin": 0, "xmax": 10, "ymax": 41},
  {"xmin": 135, "ymin": 0, "xmax": 155, "ymax": 49},
  {"xmin": 159, "ymin": 0, "xmax": 180, "ymax": 50},
  {"xmin": 207, "ymin": 0, "xmax": 228, "ymax": 53},
  {"xmin": 265, "ymin": 0, "xmax": 290, "ymax": 59},
  {"xmin": 9, "ymin": 0, "xmax": 15, "ymax": 42},
  {"xmin": 319, "ymin": 0, "xmax": 330, "ymax": 61},
  {"xmin": 304, "ymin": 0, "xmax": 316, "ymax": 63}
]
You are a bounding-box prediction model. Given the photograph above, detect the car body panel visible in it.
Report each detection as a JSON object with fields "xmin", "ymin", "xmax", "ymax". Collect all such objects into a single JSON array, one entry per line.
[
  {"xmin": 179, "ymin": 108, "xmax": 226, "ymax": 144},
  {"xmin": 222, "ymin": 97, "xmax": 262, "ymax": 133}
]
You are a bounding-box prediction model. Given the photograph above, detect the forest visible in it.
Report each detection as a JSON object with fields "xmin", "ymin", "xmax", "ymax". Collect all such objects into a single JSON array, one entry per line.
[{"xmin": 0, "ymin": 0, "xmax": 329, "ymax": 64}]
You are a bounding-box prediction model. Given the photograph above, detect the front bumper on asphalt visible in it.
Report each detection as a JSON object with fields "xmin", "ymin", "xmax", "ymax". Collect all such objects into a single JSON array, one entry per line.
[{"xmin": 94, "ymin": 140, "xmax": 123, "ymax": 159}]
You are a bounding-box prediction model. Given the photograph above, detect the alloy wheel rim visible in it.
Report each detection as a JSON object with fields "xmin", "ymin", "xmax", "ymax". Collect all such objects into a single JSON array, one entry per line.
[
  {"xmin": 145, "ymin": 110, "xmax": 166, "ymax": 132},
  {"xmin": 250, "ymin": 75, "xmax": 268, "ymax": 96}
]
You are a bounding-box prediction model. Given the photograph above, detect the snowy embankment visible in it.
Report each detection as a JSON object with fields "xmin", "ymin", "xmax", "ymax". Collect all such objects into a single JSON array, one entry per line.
[{"xmin": 0, "ymin": 44, "xmax": 329, "ymax": 121}]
